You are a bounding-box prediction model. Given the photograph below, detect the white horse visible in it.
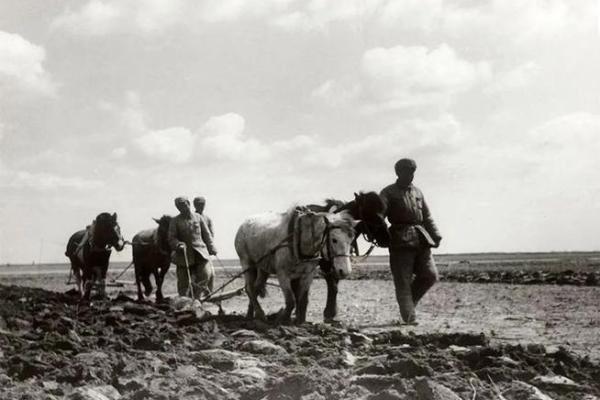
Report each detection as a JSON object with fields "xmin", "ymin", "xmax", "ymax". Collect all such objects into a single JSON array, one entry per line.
[{"xmin": 234, "ymin": 207, "xmax": 357, "ymax": 324}]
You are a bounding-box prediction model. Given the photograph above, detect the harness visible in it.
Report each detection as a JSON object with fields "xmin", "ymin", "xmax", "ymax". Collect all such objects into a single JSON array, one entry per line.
[
  {"xmin": 334, "ymin": 201, "xmax": 379, "ymax": 258},
  {"xmin": 254, "ymin": 209, "xmax": 332, "ymax": 267}
]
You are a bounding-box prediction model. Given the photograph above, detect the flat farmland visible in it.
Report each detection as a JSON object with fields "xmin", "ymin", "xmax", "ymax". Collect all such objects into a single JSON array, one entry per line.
[
  {"xmin": 2, "ymin": 252, "xmax": 599, "ymax": 359},
  {"xmin": 1, "ymin": 252, "xmax": 600, "ymax": 399}
]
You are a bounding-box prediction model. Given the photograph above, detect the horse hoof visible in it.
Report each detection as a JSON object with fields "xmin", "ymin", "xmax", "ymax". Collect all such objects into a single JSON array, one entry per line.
[
  {"xmin": 324, "ymin": 318, "xmax": 343, "ymax": 327},
  {"xmin": 255, "ymin": 311, "xmax": 266, "ymax": 322},
  {"xmin": 275, "ymin": 311, "xmax": 292, "ymax": 325}
]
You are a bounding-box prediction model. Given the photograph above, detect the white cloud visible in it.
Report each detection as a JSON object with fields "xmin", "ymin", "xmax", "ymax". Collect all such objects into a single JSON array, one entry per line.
[
  {"xmin": 302, "ymin": 113, "xmax": 464, "ymax": 168},
  {"xmin": 0, "ymin": 31, "xmax": 56, "ymax": 96},
  {"xmin": 52, "ymin": 0, "xmax": 186, "ymax": 36},
  {"xmin": 271, "ymin": 0, "xmax": 383, "ymax": 31},
  {"xmin": 313, "ymin": 44, "xmax": 491, "ymax": 112},
  {"xmin": 197, "ymin": 113, "xmax": 270, "ymax": 162},
  {"xmin": 50, "ymin": 0, "xmax": 594, "ymax": 44},
  {"xmin": 198, "ymin": 0, "xmax": 293, "ymax": 23},
  {"xmin": 272, "ymin": 0, "xmax": 585, "ymax": 42},
  {"xmin": 486, "ymin": 61, "xmax": 541, "ymax": 93},
  {"xmin": 311, "ymin": 79, "xmax": 360, "ymax": 106},
  {"xmin": 360, "ymin": 44, "xmax": 491, "ymax": 111},
  {"xmin": 105, "ymin": 93, "xmax": 317, "ymax": 166},
  {"xmin": 0, "ymin": 170, "xmax": 103, "ymax": 190},
  {"xmin": 134, "ymin": 126, "xmax": 195, "ymax": 164},
  {"xmin": 443, "ymin": 0, "xmax": 572, "ymax": 43},
  {"xmin": 52, "ymin": 0, "xmax": 293, "ymax": 35}
]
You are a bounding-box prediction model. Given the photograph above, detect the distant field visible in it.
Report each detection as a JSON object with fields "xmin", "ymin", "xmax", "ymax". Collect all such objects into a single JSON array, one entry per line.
[{"xmin": 2, "ymin": 251, "xmax": 600, "ymax": 277}]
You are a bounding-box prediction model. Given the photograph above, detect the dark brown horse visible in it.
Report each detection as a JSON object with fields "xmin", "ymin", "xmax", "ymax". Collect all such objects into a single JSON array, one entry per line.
[
  {"xmin": 65, "ymin": 213, "xmax": 126, "ymax": 301},
  {"xmin": 131, "ymin": 215, "xmax": 172, "ymax": 302},
  {"xmin": 307, "ymin": 191, "xmax": 390, "ymax": 321}
]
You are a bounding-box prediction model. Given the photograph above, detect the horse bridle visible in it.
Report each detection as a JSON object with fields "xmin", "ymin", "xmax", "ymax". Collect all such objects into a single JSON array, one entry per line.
[
  {"xmin": 355, "ymin": 200, "xmax": 387, "ymax": 248},
  {"xmin": 321, "ymin": 220, "xmax": 354, "ymax": 262},
  {"xmin": 89, "ymin": 220, "xmax": 122, "ymax": 252}
]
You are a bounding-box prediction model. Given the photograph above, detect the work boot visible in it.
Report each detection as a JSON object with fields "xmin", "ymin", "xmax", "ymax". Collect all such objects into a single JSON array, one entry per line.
[{"xmin": 405, "ymin": 311, "xmax": 418, "ymax": 326}]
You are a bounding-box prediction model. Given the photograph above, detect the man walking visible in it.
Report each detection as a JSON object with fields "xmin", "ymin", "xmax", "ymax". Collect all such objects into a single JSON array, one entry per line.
[
  {"xmin": 380, "ymin": 158, "xmax": 442, "ymax": 324},
  {"xmin": 193, "ymin": 196, "xmax": 214, "ymax": 238},
  {"xmin": 168, "ymin": 196, "xmax": 217, "ymax": 299}
]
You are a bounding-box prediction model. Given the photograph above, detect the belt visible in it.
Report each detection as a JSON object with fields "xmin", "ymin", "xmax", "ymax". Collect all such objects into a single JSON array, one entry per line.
[{"xmin": 390, "ymin": 223, "xmax": 421, "ymax": 228}]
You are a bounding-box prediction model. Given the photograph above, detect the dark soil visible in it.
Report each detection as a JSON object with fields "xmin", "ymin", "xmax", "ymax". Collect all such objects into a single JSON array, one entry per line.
[
  {"xmin": 350, "ymin": 267, "xmax": 600, "ymax": 286},
  {"xmin": 1, "ymin": 284, "xmax": 598, "ymax": 399}
]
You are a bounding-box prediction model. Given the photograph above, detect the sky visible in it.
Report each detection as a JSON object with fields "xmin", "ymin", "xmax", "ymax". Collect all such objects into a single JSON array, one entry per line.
[{"xmin": 0, "ymin": 0, "xmax": 599, "ymax": 264}]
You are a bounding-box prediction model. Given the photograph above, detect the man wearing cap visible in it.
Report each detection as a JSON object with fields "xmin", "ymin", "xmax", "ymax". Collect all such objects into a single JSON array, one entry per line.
[
  {"xmin": 168, "ymin": 196, "xmax": 217, "ymax": 299},
  {"xmin": 193, "ymin": 196, "xmax": 214, "ymax": 238},
  {"xmin": 380, "ymin": 158, "xmax": 442, "ymax": 324}
]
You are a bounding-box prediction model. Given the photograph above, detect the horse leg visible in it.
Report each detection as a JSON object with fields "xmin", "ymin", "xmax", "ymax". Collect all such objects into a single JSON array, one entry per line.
[
  {"xmin": 98, "ymin": 264, "xmax": 108, "ymax": 299},
  {"xmin": 243, "ymin": 262, "xmax": 264, "ymax": 320},
  {"xmin": 96, "ymin": 251, "xmax": 111, "ymax": 299},
  {"xmin": 206, "ymin": 259, "xmax": 215, "ymax": 295},
  {"xmin": 82, "ymin": 266, "xmax": 93, "ymax": 303},
  {"xmin": 275, "ymin": 273, "xmax": 295, "ymax": 325},
  {"xmin": 322, "ymin": 261, "xmax": 339, "ymax": 322},
  {"xmin": 142, "ymin": 270, "xmax": 153, "ymax": 297},
  {"xmin": 134, "ymin": 262, "xmax": 144, "ymax": 301},
  {"xmin": 155, "ymin": 263, "xmax": 169, "ymax": 303},
  {"xmin": 70, "ymin": 258, "xmax": 83, "ymax": 296},
  {"xmin": 293, "ymin": 274, "xmax": 313, "ymax": 324}
]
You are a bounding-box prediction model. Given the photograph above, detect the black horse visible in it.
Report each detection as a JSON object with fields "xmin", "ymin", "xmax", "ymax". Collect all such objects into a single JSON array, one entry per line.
[
  {"xmin": 131, "ymin": 215, "xmax": 172, "ymax": 302},
  {"xmin": 65, "ymin": 213, "xmax": 126, "ymax": 301},
  {"xmin": 307, "ymin": 191, "xmax": 390, "ymax": 321}
]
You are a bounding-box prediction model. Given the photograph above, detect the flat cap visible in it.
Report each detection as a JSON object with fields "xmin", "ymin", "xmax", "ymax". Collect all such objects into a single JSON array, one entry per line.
[
  {"xmin": 174, "ymin": 196, "xmax": 189, "ymax": 206},
  {"xmin": 395, "ymin": 158, "xmax": 417, "ymax": 172}
]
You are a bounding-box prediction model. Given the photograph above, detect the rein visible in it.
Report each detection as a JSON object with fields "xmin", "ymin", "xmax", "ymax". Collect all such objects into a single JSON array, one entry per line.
[
  {"xmin": 354, "ymin": 200, "xmax": 388, "ymax": 252},
  {"xmin": 253, "ymin": 209, "xmax": 336, "ymax": 267}
]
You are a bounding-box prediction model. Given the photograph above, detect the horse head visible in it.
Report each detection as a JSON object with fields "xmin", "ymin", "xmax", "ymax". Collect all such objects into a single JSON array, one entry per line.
[
  {"xmin": 353, "ymin": 191, "xmax": 390, "ymax": 248},
  {"xmin": 322, "ymin": 210, "xmax": 358, "ymax": 279},
  {"xmin": 94, "ymin": 212, "xmax": 125, "ymax": 251},
  {"xmin": 153, "ymin": 215, "xmax": 172, "ymax": 253}
]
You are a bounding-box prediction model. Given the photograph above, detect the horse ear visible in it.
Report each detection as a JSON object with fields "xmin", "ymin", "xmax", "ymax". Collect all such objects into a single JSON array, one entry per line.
[
  {"xmin": 153, "ymin": 217, "xmax": 160, "ymax": 224},
  {"xmin": 112, "ymin": 212, "xmax": 118, "ymax": 221},
  {"xmin": 354, "ymin": 192, "xmax": 359, "ymax": 199},
  {"xmin": 352, "ymin": 219, "xmax": 361, "ymax": 228}
]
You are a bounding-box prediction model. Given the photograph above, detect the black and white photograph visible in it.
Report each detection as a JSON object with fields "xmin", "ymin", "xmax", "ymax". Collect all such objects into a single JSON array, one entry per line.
[{"xmin": 0, "ymin": 1, "xmax": 599, "ymax": 399}]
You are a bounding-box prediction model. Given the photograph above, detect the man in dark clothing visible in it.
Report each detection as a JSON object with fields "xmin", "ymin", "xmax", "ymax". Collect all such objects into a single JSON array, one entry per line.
[
  {"xmin": 380, "ymin": 158, "xmax": 442, "ymax": 324},
  {"xmin": 193, "ymin": 196, "xmax": 214, "ymax": 238},
  {"xmin": 168, "ymin": 196, "xmax": 217, "ymax": 299}
]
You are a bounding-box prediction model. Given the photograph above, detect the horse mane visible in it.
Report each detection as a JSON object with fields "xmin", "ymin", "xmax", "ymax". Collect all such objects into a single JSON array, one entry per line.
[
  {"xmin": 156, "ymin": 215, "xmax": 172, "ymax": 226},
  {"xmin": 326, "ymin": 209, "xmax": 356, "ymax": 234},
  {"xmin": 355, "ymin": 191, "xmax": 385, "ymax": 214},
  {"xmin": 88, "ymin": 212, "xmax": 117, "ymax": 248},
  {"xmin": 323, "ymin": 198, "xmax": 346, "ymax": 212},
  {"xmin": 95, "ymin": 212, "xmax": 114, "ymax": 223}
]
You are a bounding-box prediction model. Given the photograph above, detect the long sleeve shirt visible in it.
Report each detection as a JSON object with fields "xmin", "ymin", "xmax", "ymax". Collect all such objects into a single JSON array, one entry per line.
[
  {"xmin": 379, "ymin": 181, "xmax": 441, "ymax": 248},
  {"xmin": 168, "ymin": 212, "xmax": 217, "ymax": 264}
]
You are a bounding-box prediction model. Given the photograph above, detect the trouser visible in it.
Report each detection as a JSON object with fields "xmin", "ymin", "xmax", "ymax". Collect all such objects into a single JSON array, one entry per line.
[
  {"xmin": 176, "ymin": 257, "xmax": 215, "ymax": 299},
  {"xmin": 389, "ymin": 246, "xmax": 438, "ymax": 323}
]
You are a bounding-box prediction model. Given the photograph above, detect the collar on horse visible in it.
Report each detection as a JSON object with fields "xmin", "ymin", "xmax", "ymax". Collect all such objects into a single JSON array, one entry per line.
[
  {"xmin": 254, "ymin": 208, "xmax": 329, "ymax": 266},
  {"xmin": 291, "ymin": 208, "xmax": 328, "ymax": 262},
  {"xmin": 81, "ymin": 222, "xmax": 113, "ymax": 253}
]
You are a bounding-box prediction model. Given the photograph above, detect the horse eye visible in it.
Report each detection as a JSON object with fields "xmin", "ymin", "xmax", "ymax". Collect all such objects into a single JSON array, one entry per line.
[{"xmin": 332, "ymin": 238, "xmax": 338, "ymax": 244}]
